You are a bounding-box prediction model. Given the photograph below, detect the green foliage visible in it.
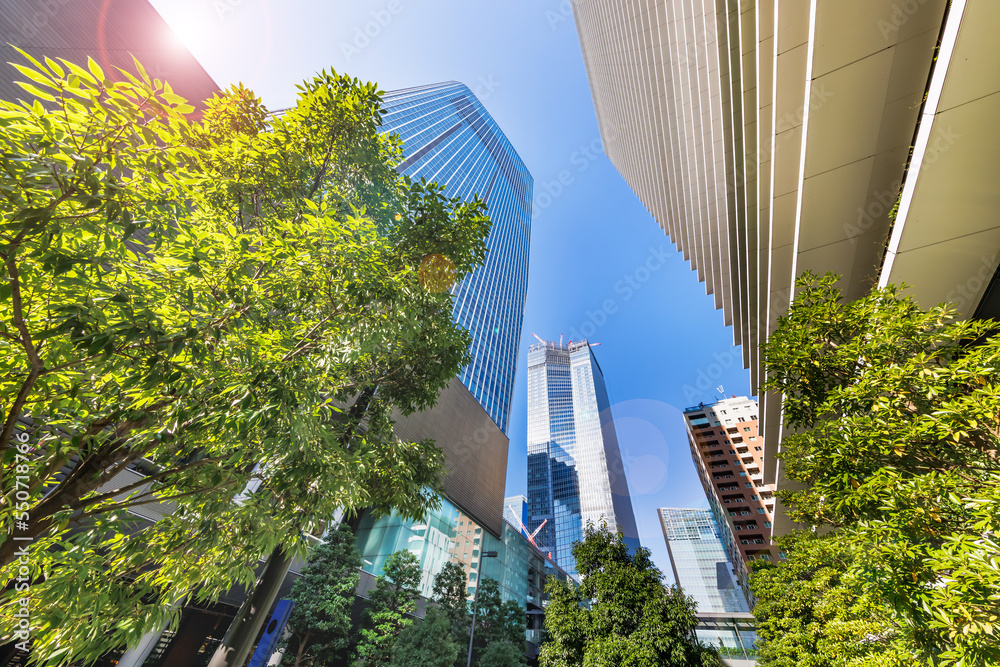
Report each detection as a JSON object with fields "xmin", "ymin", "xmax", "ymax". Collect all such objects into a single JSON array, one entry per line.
[
  {"xmin": 478, "ymin": 641, "xmax": 527, "ymax": 667},
  {"xmin": 432, "ymin": 561, "xmax": 471, "ymax": 666},
  {"xmin": 759, "ymin": 272, "xmax": 1000, "ymax": 666},
  {"xmin": 0, "ymin": 52, "xmax": 490, "ymax": 665},
  {"xmin": 356, "ymin": 550, "xmax": 421, "ymax": 667},
  {"xmin": 473, "ymin": 578, "xmax": 526, "ymax": 665},
  {"xmin": 280, "ymin": 524, "xmax": 362, "ymax": 666},
  {"xmin": 750, "ymin": 532, "xmax": 911, "ymax": 667},
  {"xmin": 539, "ymin": 524, "xmax": 719, "ymax": 667},
  {"xmin": 390, "ymin": 606, "xmax": 461, "ymax": 667}
]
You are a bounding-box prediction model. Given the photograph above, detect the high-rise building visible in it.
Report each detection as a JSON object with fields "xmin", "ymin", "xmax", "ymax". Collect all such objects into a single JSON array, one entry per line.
[
  {"xmin": 504, "ymin": 494, "xmax": 529, "ymax": 537},
  {"xmin": 572, "ymin": 0, "xmax": 1000, "ymax": 536},
  {"xmin": 377, "ymin": 82, "xmax": 533, "ymax": 537},
  {"xmin": 526, "ymin": 338, "xmax": 640, "ymax": 577},
  {"xmin": 658, "ymin": 508, "xmax": 748, "ymax": 613},
  {"xmin": 682, "ymin": 397, "xmax": 780, "ymax": 597},
  {"xmin": 381, "ymin": 82, "xmax": 532, "ymax": 436},
  {"xmin": 658, "ymin": 508, "xmax": 757, "ymax": 652},
  {"xmin": 1, "ymin": 0, "xmax": 219, "ymax": 110},
  {"xmin": 356, "ymin": 83, "xmax": 531, "ymax": 581}
]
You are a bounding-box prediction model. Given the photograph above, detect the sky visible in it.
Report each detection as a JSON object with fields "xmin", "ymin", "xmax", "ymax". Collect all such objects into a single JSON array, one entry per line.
[{"xmin": 148, "ymin": 0, "xmax": 753, "ymax": 583}]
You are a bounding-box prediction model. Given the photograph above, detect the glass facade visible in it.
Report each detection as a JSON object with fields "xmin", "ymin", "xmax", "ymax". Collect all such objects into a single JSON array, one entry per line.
[
  {"xmin": 658, "ymin": 507, "xmax": 757, "ymax": 651},
  {"xmin": 353, "ymin": 496, "xmax": 570, "ymax": 608},
  {"xmin": 526, "ymin": 340, "xmax": 641, "ymax": 578},
  {"xmin": 658, "ymin": 508, "xmax": 749, "ymax": 613},
  {"xmin": 380, "ymin": 82, "xmax": 532, "ymax": 434}
]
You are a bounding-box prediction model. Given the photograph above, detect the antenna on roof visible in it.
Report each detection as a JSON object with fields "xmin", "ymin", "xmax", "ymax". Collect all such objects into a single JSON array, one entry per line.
[{"xmin": 559, "ymin": 333, "xmax": 563, "ymax": 345}]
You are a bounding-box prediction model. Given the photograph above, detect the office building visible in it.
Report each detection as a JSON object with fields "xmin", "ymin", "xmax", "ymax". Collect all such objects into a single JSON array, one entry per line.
[
  {"xmin": 0, "ymin": 0, "xmax": 219, "ymax": 110},
  {"xmin": 353, "ymin": 82, "xmax": 532, "ymax": 585},
  {"xmin": 658, "ymin": 508, "xmax": 757, "ymax": 653},
  {"xmin": 381, "ymin": 82, "xmax": 531, "ymax": 436},
  {"xmin": 682, "ymin": 397, "xmax": 779, "ymax": 597},
  {"xmin": 572, "ymin": 1, "xmax": 1000, "ymax": 535},
  {"xmin": 526, "ymin": 338, "xmax": 640, "ymax": 577},
  {"xmin": 659, "ymin": 508, "xmax": 748, "ymax": 613},
  {"xmin": 504, "ymin": 494, "xmax": 529, "ymax": 537}
]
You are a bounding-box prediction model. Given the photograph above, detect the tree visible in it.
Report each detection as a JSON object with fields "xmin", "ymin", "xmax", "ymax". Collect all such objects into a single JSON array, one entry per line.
[
  {"xmin": 355, "ymin": 550, "xmax": 421, "ymax": 667},
  {"xmin": 759, "ymin": 272, "xmax": 1000, "ymax": 665},
  {"xmin": 432, "ymin": 561, "xmax": 471, "ymax": 666},
  {"xmin": 390, "ymin": 606, "xmax": 460, "ymax": 667},
  {"xmin": 539, "ymin": 524, "xmax": 720, "ymax": 667},
  {"xmin": 478, "ymin": 641, "xmax": 528, "ymax": 667},
  {"xmin": 473, "ymin": 578, "xmax": 526, "ymax": 666},
  {"xmin": 279, "ymin": 523, "xmax": 362, "ymax": 666},
  {"xmin": 750, "ymin": 532, "xmax": 910, "ymax": 667},
  {"xmin": 0, "ymin": 52, "xmax": 490, "ymax": 664}
]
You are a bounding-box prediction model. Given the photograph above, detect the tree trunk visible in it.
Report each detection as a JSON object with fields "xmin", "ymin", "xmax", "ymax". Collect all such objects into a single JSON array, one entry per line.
[{"xmin": 208, "ymin": 547, "xmax": 293, "ymax": 667}]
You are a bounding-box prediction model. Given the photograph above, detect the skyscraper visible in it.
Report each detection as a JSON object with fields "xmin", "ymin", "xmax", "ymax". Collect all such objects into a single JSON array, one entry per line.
[
  {"xmin": 682, "ymin": 397, "xmax": 779, "ymax": 597},
  {"xmin": 658, "ymin": 508, "xmax": 748, "ymax": 614},
  {"xmin": 572, "ymin": 0, "xmax": 1000, "ymax": 536},
  {"xmin": 526, "ymin": 338, "xmax": 640, "ymax": 577},
  {"xmin": 658, "ymin": 508, "xmax": 757, "ymax": 653},
  {"xmin": 381, "ymin": 82, "xmax": 532, "ymax": 435},
  {"xmin": 354, "ymin": 84, "xmax": 533, "ymax": 599},
  {"xmin": 379, "ymin": 81, "xmax": 533, "ymax": 536}
]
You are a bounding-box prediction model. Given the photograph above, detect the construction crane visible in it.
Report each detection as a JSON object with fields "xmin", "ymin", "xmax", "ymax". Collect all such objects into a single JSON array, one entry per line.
[
  {"xmin": 507, "ymin": 505, "xmax": 548, "ymax": 552},
  {"xmin": 531, "ymin": 333, "xmax": 546, "ymax": 345}
]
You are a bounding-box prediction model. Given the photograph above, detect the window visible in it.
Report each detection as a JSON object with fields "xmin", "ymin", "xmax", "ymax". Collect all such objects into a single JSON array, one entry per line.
[
  {"xmin": 749, "ymin": 436, "xmax": 758, "ymax": 441},
  {"xmin": 757, "ymin": 508, "xmax": 767, "ymax": 515},
  {"xmin": 764, "ymin": 521, "xmax": 772, "ymax": 528},
  {"xmin": 754, "ymin": 446, "xmax": 762, "ymax": 451},
  {"xmin": 750, "ymin": 495, "xmax": 759, "ymax": 500},
  {"xmin": 744, "ymin": 483, "xmax": 753, "ymax": 488},
  {"xmin": 473, "ymin": 550, "xmax": 479, "ymax": 557},
  {"xmin": 739, "ymin": 471, "xmax": 747, "ymax": 476},
  {"xmin": 743, "ymin": 427, "xmax": 751, "ymax": 432}
]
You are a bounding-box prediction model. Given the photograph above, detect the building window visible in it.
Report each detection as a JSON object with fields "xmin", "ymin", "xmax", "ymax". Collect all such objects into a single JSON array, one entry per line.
[{"xmin": 758, "ymin": 508, "xmax": 767, "ymax": 515}]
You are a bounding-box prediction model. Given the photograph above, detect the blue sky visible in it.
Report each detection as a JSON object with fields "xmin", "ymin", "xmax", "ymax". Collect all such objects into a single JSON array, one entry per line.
[{"xmin": 149, "ymin": 0, "xmax": 753, "ymax": 582}]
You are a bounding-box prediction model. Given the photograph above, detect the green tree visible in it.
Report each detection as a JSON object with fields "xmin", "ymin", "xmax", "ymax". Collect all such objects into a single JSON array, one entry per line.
[
  {"xmin": 478, "ymin": 641, "xmax": 528, "ymax": 667},
  {"xmin": 750, "ymin": 532, "xmax": 910, "ymax": 667},
  {"xmin": 390, "ymin": 606, "xmax": 460, "ymax": 667},
  {"xmin": 759, "ymin": 272, "xmax": 1000, "ymax": 665},
  {"xmin": 539, "ymin": 524, "xmax": 720, "ymax": 667},
  {"xmin": 356, "ymin": 550, "xmax": 421, "ymax": 667},
  {"xmin": 472, "ymin": 578, "xmax": 526, "ymax": 666},
  {"xmin": 279, "ymin": 523, "xmax": 362, "ymax": 666},
  {"xmin": 432, "ymin": 561, "xmax": 471, "ymax": 666},
  {"xmin": 0, "ymin": 52, "xmax": 490, "ymax": 664}
]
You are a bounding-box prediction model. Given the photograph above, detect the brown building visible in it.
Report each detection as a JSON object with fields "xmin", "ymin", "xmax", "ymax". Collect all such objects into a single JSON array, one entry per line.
[{"xmin": 682, "ymin": 397, "xmax": 781, "ymax": 598}]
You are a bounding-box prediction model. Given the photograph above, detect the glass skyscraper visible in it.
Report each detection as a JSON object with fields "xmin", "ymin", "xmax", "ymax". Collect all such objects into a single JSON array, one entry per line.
[
  {"xmin": 526, "ymin": 339, "xmax": 640, "ymax": 577},
  {"xmin": 658, "ymin": 507, "xmax": 756, "ymax": 652},
  {"xmin": 658, "ymin": 508, "xmax": 749, "ymax": 613},
  {"xmin": 380, "ymin": 82, "xmax": 532, "ymax": 434}
]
